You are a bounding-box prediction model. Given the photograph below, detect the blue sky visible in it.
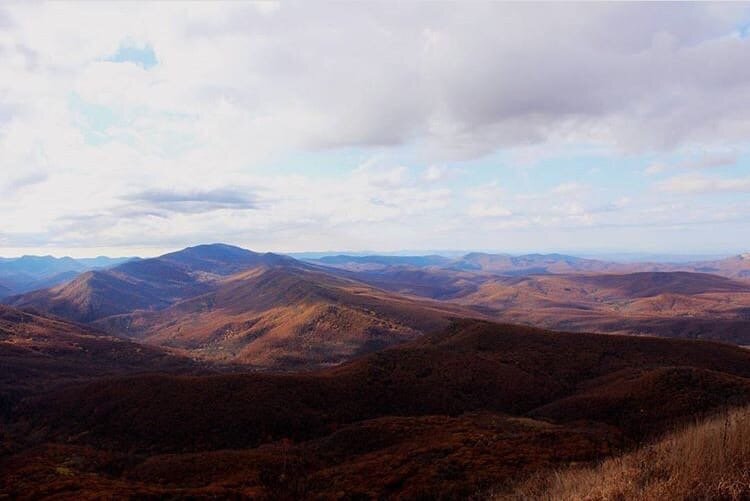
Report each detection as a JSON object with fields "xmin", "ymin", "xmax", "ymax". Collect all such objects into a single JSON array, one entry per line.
[
  {"xmin": 0, "ymin": 2, "xmax": 749, "ymax": 257},
  {"xmin": 104, "ymin": 44, "xmax": 157, "ymax": 69}
]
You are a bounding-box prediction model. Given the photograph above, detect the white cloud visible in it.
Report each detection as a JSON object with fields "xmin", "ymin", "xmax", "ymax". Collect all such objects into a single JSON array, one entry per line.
[
  {"xmin": 645, "ymin": 150, "xmax": 739, "ymax": 175},
  {"xmin": 683, "ymin": 150, "xmax": 739, "ymax": 169},
  {"xmin": 551, "ymin": 182, "xmax": 588, "ymax": 196},
  {"xmin": 422, "ymin": 165, "xmax": 448, "ymax": 182},
  {"xmin": 645, "ymin": 163, "xmax": 667, "ymax": 176},
  {"xmin": 658, "ymin": 174, "xmax": 750, "ymax": 194},
  {"xmin": 467, "ymin": 204, "xmax": 512, "ymax": 218}
]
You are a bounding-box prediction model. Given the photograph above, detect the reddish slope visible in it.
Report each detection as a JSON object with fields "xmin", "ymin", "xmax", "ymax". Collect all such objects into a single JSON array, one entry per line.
[
  {"xmin": 674, "ymin": 252, "xmax": 750, "ymax": 280},
  {"xmin": 571, "ymin": 271, "xmax": 750, "ymax": 297},
  {"xmin": 96, "ymin": 265, "xmax": 481, "ymax": 369},
  {"xmin": 5, "ymin": 268, "xmax": 204, "ymax": 323},
  {"xmin": 451, "ymin": 271, "xmax": 750, "ymax": 343}
]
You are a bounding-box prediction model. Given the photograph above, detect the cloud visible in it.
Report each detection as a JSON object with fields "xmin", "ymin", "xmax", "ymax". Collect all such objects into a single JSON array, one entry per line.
[
  {"xmin": 682, "ymin": 151, "xmax": 739, "ymax": 169},
  {"xmin": 2, "ymin": 171, "xmax": 48, "ymax": 193},
  {"xmin": 658, "ymin": 174, "xmax": 750, "ymax": 194},
  {"xmin": 0, "ymin": 3, "xmax": 749, "ymax": 254},
  {"xmin": 645, "ymin": 163, "xmax": 667, "ymax": 176},
  {"xmin": 467, "ymin": 204, "xmax": 512, "ymax": 218},
  {"xmin": 123, "ymin": 188, "xmax": 261, "ymax": 213},
  {"xmin": 422, "ymin": 165, "xmax": 448, "ymax": 182},
  {"xmin": 645, "ymin": 150, "xmax": 739, "ymax": 175},
  {"xmin": 4, "ymin": 3, "xmax": 749, "ymax": 161},
  {"xmin": 551, "ymin": 183, "xmax": 588, "ymax": 196},
  {"xmin": 466, "ymin": 182, "xmax": 513, "ymax": 219}
]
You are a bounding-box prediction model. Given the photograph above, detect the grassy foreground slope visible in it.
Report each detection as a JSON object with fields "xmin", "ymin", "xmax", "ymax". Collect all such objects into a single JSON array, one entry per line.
[{"xmin": 505, "ymin": 406, "xmax": 750, "ymax": 500}]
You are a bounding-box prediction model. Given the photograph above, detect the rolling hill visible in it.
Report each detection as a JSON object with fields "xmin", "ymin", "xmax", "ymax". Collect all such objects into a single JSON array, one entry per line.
[
  {"xmin": 322, "ymin": 264, "xmax": 750, "ymax": 344},
  {"xmin": 450, "ymin": 271, "xmax": 750, "ymax": 343},
  {"xmin": 94, "ymin": 265, "xmax": 481, "ymax": 369},
  {"xmin": 6, "ymin": 319, "xmax": 750, "ymax": 498}
]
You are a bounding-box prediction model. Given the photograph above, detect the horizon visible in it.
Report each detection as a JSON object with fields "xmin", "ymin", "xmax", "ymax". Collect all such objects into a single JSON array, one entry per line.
[
  {"xmin": 0, "ymin": 242, "xmax": 740, "ymax": 263},
  {"xmin": 2, "ymin": 3, "xmax": 750, "ymax": 256}
]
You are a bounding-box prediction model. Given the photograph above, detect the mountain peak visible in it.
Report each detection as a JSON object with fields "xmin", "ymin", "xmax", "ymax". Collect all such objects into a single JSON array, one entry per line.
[
  {"xmin": 158, "ymin": 244, "xmax": 296, "ymax": 273},
  {"xmin": 163, "ymin": 243, "xmax": 258, "ymax": 257}
]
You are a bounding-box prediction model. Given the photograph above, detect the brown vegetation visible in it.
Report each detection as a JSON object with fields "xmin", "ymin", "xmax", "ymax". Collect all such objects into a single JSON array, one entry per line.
[
  {"xmin": 4, "ymin": 319, "xmax": 750, "ymax": 498},
  {"xmin": 0, "ymin": 305, "xmax": 200, "ymax": 415},
  {"xmin": 505, "ymin": 406, "xmax": 750, "ymax": 500}
]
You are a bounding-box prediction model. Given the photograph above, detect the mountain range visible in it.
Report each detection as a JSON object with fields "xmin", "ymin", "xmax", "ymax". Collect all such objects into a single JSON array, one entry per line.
[
  {"xmin": 4, "ymin": 244, "xmax": 750, "ymax": 370},
  {"xmin": 305, "ymin": 250, "xmax": 750, "ymax": 278},
  {"xmin": 3, "ymin": 243, "xmax": 750, "ymax": 497}
]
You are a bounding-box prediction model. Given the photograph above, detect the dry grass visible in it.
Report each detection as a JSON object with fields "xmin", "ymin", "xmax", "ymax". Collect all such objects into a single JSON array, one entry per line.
[{"xmin": 502, "ymin": 406, "xmax": 750, "ymax": 501}]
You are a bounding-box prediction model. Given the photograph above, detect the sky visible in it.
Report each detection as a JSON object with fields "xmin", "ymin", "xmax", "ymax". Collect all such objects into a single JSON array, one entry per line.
[{"xmin": 1, "ymin": 2, "xmax": 750, "ymax": 258}]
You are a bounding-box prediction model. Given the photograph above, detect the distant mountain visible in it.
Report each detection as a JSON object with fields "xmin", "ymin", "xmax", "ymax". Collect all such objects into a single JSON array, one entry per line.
[
  {"xmin": 310, "ymin": 251, "xmax": 750, "ymax": 279},
  {"xmin": 0, "ymin": 255, "xmax": 133, "ymax": 297},
  {"xmin": 448, "ymin": 252, "xmax": 626, "ymax": 274},
  {"xmin": 680, "ymin": 253, "xmax": 750, "ymax": 279},
  {"xmin": 307, "ymin": 254, "xmax": 453, "ymax": 271},
  {"xmin": 5, "ymin": 244, "xmax": 294, "ymax": 323},
  {"xmin": 306, "ymin": 252, "xmax": 626, "ymax": 274},
  {"xmin": 326, "ymin": 265, "xmax": 488, "ymax": 300},
  {"xmin": 0, "ymin": 255, "xmax": 82, "ymax": 276},
  {"xmin": 446, "ymin": 251, "xmax": 750, "ymax": 279}
]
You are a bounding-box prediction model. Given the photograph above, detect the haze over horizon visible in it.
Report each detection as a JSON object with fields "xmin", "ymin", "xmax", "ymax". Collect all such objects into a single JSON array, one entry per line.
[
  {"xmin": 0, "ymin": 244, "xmax": 741, "ymax": 262},
  {"xmin": 2, "ymin": 2, "xmax": 750, "ymax": 256}
]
